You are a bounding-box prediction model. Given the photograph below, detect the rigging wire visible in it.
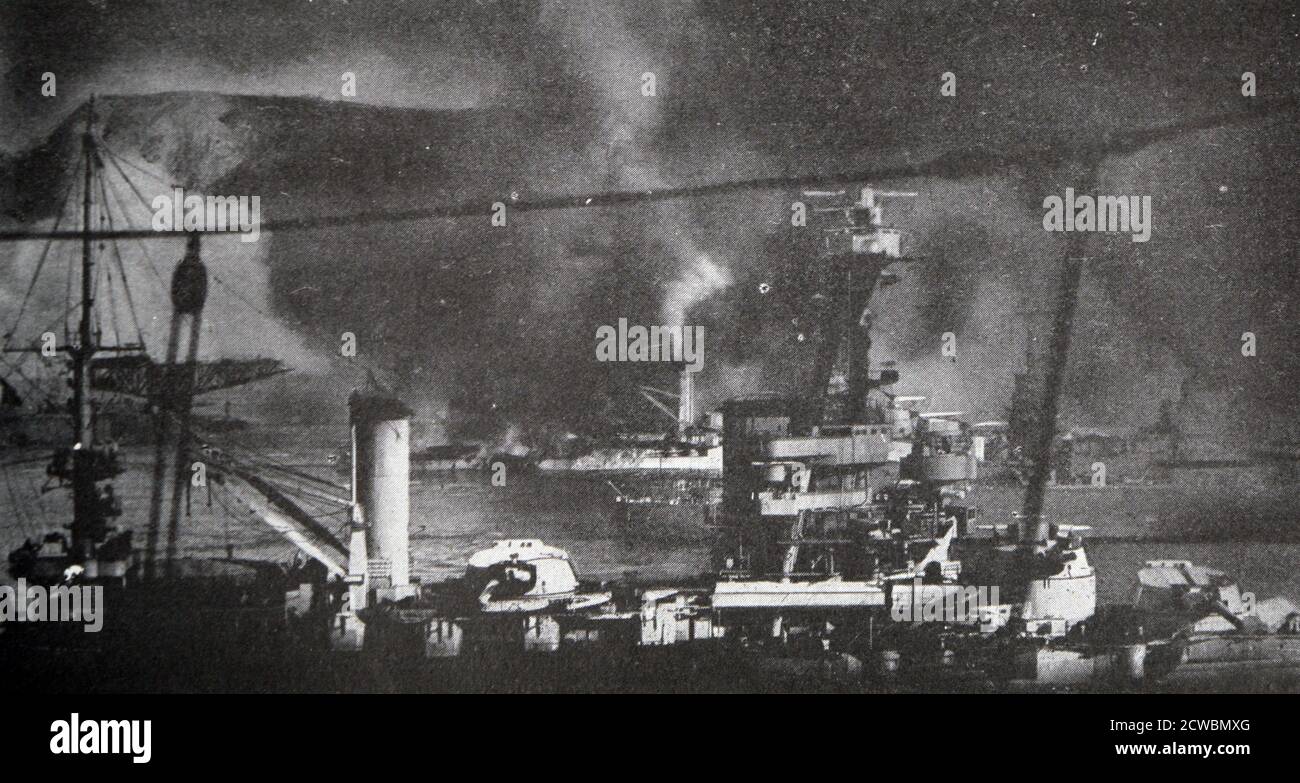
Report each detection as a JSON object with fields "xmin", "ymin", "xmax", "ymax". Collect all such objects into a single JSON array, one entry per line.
[
  {"xmin": 29, "ymin": 301, "xmax": 88, "ymax": 348},
  {"xmin": 96, "ymin": 164, "xmax": 148, "ymax": 350},
  {"xmin": 219, "ymin": 454, "xmax": 340, "ymax": 503},
  {"xmin": 1, "ymin": 465, "xmax": 34, "ymax": 540},
  {"xmin": 98, "ymin": 142, "xmax": 173, "ymax": 189},
  {"xmin": 0, "ymin": 294, "xmax": 85, "ymax": 411},
  {"xmin": 0, "ymin": 112, "xmax": 352, "ymax": 562},
  {"xmin": 181, "ymin": 437, "xmax": 352, "ymax": 552},
  {"xmin": 0, "ymin": 291, "xmax": 83, "ymax": 411},
  {"xmin": 76, "ymin": 133, "xmax": 440, "ymax": 394},
  {"xmin": 3, "ymin": 165, "xmax": 80, "ymax": 347},
  {"xmin": 101, "ymin": 248, "xmax": 122, "ymax": 348},
  {"xmin": 197, "ymin": 425, "xmax": 345, "ymax": 487},
  {"xmin": 94, "ymin": 169, "xmax": 118, "ymax": 349},
  {"xmin": 99, "ymin": 145, "xmax": 162, "ymax": 224},
  {"xmin": 99, "ymin": 166, "xmax": 165, "ymax": 283},
  {"xmin": 251, "ymin": 461, "xmax": 348, "ymax": 499},
  {"xmin": 69, "ymin": 140, "xmax": 380, "ymax": 411},
  {"xmin": 109, "ymin": 237, "xmax": 147, "ymax": 349},
  {"xmin": 186, "ymin": 420, "xmax": 349, "ymax": 509},
  {"xmin": 0, "ymin": 347, "xmax": 60, "ymax": 410},
  {"xmin": 214, "ymin": 444, "xmax": 349, "ymax": 502},
  {"xmin": 0, "ymin": 291, "xmax": 89, "ymax": 408},
  {"xmin": 205, "ymin": 478, "xmax": 342, "ymax": 560},
  {"xmin": 26, "ymin": 473, "xmax": 51, "ymax": 527}
]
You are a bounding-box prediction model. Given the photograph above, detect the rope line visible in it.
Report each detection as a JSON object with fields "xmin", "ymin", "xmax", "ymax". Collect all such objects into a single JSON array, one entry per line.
[
  {"xmin": 4, "ymin": 169, "xmax": 79, "ymax": 347},
  {"xmin": 99, "ymin": 142, "xmax": 172, "ymax": 189},
  {"xmin": 97, "ymin": 166, "xmax": 148, "ymax": 350},
  {"xmin": 99, "ymin": 165, "xmax": 166, "ymax": 283}
]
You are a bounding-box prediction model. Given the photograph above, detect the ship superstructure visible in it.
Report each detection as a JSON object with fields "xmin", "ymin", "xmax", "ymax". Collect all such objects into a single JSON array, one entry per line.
[{"xmin": 705, "ymin": 186, "xmax": 982, "ymax": 644}]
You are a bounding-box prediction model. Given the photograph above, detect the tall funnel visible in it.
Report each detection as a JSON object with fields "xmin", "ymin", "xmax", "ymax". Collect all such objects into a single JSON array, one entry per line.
[
  {"xmin": 678, "ymin": 369, "xmax": 696, "ymax": 434},
  {"xmin": 349, "ymin": 387, "xmax": 415, "ymax": 600}
]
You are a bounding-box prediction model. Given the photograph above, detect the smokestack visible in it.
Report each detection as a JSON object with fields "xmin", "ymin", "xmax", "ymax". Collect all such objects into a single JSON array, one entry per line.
[
  {"xmin": 678, "ymin": 369, "xmax": 695, "ymax": 434},
  {"xmin": 349, "ymin": 387, "xmax": 416, "ymax": 601},
  {"xmin": 1020, "ymin": 166, "xmax": 1096, "ymax": 546}
]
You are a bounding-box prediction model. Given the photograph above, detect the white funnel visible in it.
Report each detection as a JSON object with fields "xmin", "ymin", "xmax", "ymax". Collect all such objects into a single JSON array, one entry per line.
[
  {"xmin": 350, "ymin": 389, "xmax": 415, "ymax": 600},
  {"xmin": 678, "ymin": 370, "xmax": 695, "ymax": 434}
]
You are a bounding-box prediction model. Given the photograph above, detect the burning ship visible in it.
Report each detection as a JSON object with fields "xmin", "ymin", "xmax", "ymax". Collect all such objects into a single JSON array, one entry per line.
[
  {"xmin": 536, "ymin": 367, "xmax": 722, "ymax": 476},
  {"xmin": 537, "ymin": 367, "xmax": 724, "ymax": 526}
]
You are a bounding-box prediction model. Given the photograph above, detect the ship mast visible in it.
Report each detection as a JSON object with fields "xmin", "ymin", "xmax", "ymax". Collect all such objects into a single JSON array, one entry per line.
[{"xmin": 70, "ymin": 96, "xmax": 101, "ymax": 560}]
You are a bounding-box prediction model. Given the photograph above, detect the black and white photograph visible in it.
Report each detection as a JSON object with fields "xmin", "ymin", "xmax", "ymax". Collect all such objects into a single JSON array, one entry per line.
[{"xmin": 0, "ymin": 0, "xmax": 1297, "ymax": 760}]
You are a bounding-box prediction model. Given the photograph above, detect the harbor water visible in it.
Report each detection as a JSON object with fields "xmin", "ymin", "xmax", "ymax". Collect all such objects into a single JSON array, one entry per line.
[{"xmin": 2, "ymin": 425, "xmax": 1297, "ymax": 610}]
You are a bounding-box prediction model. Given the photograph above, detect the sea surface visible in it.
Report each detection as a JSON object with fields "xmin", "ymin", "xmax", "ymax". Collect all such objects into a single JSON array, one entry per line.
[{"xmin": 2, "ymin": 424, "xmax": 1297, "ymax": 610}]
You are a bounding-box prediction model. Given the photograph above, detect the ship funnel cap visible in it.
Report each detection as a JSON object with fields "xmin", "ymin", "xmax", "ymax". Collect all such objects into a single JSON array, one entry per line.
[{"xmin": 349, "ymin": 372, "xmax": 412, "ymax": 425}]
